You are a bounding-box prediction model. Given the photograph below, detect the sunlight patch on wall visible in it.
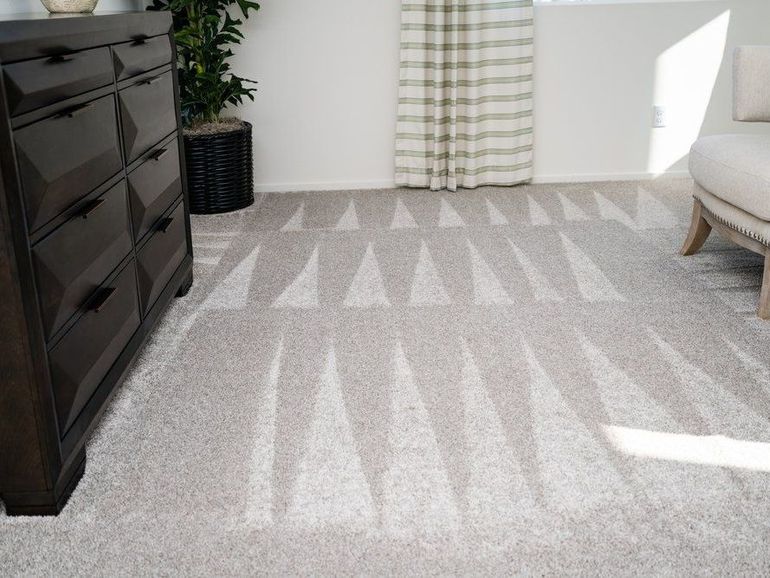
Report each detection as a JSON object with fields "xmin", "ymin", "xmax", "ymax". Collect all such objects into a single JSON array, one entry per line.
[
  {"xmin": 647, "ymin": 10, "xmax": 730, "ymax": 175},
  {"xmin": 603, "ymin": 424, "xmax": 770, "ymax": 472}
]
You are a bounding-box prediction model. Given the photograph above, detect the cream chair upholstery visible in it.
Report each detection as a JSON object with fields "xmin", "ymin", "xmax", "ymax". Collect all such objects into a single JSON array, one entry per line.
[{"xmin": 682, "ymin": 46, "xmax": 770, "ymax": 319}]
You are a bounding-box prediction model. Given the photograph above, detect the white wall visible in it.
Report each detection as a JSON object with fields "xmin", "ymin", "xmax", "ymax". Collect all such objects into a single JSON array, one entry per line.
[
  {"xmin": 5, "ymin": 0, "xmax": 770, "ymax": 189},
  {"xmin": 533, "ymin": 1, "xmax": 770, "ymax": 182},
  {"xmin": 0, "ymin": 0, "xmax": 144, "ymax": 13},
  {"xmin": 232, "ymin": 0, "xmax": 770, "ymax": 191},
  {"xmin": 231, "ymin": 0, "xmax": 402, "ymax": 192}
]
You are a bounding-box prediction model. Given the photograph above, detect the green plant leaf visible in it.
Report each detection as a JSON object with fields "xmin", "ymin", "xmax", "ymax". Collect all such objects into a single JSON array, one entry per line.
[{"xmin": 151, "ymin": 0, "xmax": 259, "ymax": 124}]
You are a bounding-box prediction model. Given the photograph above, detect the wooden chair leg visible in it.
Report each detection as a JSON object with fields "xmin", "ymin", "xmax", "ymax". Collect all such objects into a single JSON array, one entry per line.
[
  {"xmin": 758, "ymin": 251, "xmax": 770, "ymax": 320},
  {"xmin": 680, "ymin": 198, "xmax": 712, "ymax": 256}
]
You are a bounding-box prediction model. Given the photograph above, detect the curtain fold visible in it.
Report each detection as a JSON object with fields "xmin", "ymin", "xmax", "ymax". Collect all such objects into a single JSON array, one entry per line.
[{"xmin": 395, "ymin": 0, "xmax": 534, "ymax": 192}]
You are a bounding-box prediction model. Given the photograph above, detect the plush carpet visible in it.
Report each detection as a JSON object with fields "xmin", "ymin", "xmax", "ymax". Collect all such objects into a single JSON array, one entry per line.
[{"xmin": 2, "ymin": 178, "xmax": 770, "ymax": 575}]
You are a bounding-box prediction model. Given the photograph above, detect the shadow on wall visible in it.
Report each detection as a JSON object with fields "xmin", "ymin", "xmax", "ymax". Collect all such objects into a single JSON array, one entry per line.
[{"xmin": 533, "ymin": 1, "xmax": 770, "ymax": 181}]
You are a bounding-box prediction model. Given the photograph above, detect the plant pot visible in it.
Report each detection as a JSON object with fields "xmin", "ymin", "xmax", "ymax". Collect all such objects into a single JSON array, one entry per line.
[
  {"xmin": 183, "ymin": 121, "xmax": 254, "ymax": 215},
  {"xmin": 40, "ymin": 0, "xmax": 98, "ymax": 12}
]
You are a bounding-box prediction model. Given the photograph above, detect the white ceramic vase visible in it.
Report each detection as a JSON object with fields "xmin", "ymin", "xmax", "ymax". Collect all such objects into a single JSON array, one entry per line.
[{"xmin": 40, "ymin": 0, "xmax": 99, "ymax": 13}]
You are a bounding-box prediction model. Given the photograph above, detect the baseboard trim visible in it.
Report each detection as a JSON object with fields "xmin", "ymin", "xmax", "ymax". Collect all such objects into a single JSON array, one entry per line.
[
  {"xmin": 531, "ymin": 170, "xmax": 691, "ymax": 184},
  {"xmin": 253, "ymin": 171, "xmax": 691, "ymax": 193},
  {"xmin": 254, "ymin": 179, "xmax": 396, "ymax": 193}
]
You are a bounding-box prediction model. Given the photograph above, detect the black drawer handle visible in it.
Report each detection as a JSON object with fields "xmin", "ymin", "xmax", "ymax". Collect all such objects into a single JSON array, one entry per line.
[
  {"xmin": 157, "ymin": 217, "xmax": 174, "ymax": 233},
  {"xmin": 144, "ymin": 75, "xmax": 163, "ymax": 86},
  {"xmin": 79, "ymin": 198, "xmax": 105, "ymax": 219},
  {"xmin": 131, "ymin": 35, "xmax": 148, "ymax": 45},
  {"xmin": 89, "ymin": 287, "xmax": 117, "ymax": 313},
  {"xmin": 151, "ymin": 148, "xmax": 169, "ymax": 162},
  {"xmin": 47, "ymin": 54, "xmax": 74, "ymax": 64},
  {"xmin": 61, "ymin": 102, "xmax": 93, "ymax": 119}
]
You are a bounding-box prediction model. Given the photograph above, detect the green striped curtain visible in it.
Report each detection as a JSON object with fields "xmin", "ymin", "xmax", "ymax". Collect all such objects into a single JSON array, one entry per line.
[{"xmin": 396, "ymin": 0, "xmax": 534, "ymax": 191}]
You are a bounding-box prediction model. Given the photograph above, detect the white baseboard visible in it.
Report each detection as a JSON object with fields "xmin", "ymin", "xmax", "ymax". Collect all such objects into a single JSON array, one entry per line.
[
  {"xmin": 254, "ymin": 179, "xmax": 396, "ymax": 193},
  {"xmin": 253, "ymin": 171, "xmax": 691, "ymax": 193},
  {"xmin": 531, "ymin": 170, "xmax": 691, "ymax": 184}
]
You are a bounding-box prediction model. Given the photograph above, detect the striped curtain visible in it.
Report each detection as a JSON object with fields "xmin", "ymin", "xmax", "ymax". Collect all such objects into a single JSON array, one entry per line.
[{"xmin": 395, "ymin": 0, "xmax": 534, "ymax": 192}]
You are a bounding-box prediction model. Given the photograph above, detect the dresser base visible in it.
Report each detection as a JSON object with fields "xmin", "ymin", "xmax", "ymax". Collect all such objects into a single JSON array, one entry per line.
[
  {"xmin": 1, "ymin": 449, "xmax": 86, "ymax": 516},
  {"xmin": 176, "ymin": 270, "xmax": 193, "ymax": 297}
]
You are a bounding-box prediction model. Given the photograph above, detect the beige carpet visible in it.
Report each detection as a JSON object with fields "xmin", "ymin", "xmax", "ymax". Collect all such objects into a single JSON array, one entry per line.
[{"xmin": 2, "ymin": 178, "xmax": 770, "ymax": 575}]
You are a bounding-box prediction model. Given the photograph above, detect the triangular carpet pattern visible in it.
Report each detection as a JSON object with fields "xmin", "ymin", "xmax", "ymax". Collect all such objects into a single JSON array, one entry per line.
[
  {"xmin": 558, "ymin": 193, "xmax": 590, "ymax": 221},
  {"xmin": 439, "ymin": 197, "xmax": 466, "ymax": 228},
  {"xmin": 577, "ymin": 332, "xmax": 737, "ymax": 507},
  {"xmin": 527, "ymin": 195, "xmax": 551, "ymax": 226},
  {"xmin": 486, "ymin": 198, "xmax": 509, "ymax": 225},
  {"xmin": 410, "ymin": 241, "xmax": 451, "ymax": 306},
  {"xmin": 636, "ymin": 188, "xmax": 679, "ymax": 229},
  {"xmin": 508, "ymin": 240, "xmax": 562, "ymax": 302},
  {"xmin": 201, "ymin": 246, "xmax": 260, "ymax": 310},
  {"xmin": 344, "ymin": 243, "xmax": 390, "ymax": 308},
  {"xmin": 6, "ymin": 180, "xmax": 770, "ymax": 575},
  {"xmin": 461, "ymin": 339, "xmax": 537, "ymax": 527},
  {"xmin": 391, "ymin": 198, "xmax": 419, "ymax": 229},
  {"xmin": 593, "ymin": 191, "xmax": 637, "ymax": 229},
  {"xmin": 281, "ymin": 202, "xmax": 305, "ymax": 231},
  {"xmin": 382, "ymin": 341, "xmax": 460, "ymax": 537},
  {"xmin": 273, "ymin": 246, "xmax": 319, "ymax": 308},
  {"xmin": 467, "ymin": 239, "xmax": 513, "ymax": 305},
  {"xmin": 335, "ymin": 200, "xmax": 360, "ymax": 231},
  {"xmin": 242, "ymin": 337, "xmax": 282, "ymax": 529},
  {"xmin": 286, "ymin": 344, "xmax": 375, "ymax": 529},
  {"xmin": 559, "ymin": 233, "xmax": 625, "ymax": 302},
  {"xmin": 522, "ymin": 338, "xmax": 627, "ymax": 512}
]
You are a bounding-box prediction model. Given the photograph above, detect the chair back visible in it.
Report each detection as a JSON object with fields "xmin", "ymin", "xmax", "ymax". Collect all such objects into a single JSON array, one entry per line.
[{"xmin": 734, "ymin": 46, "xmax": 770, "ymax": 122}]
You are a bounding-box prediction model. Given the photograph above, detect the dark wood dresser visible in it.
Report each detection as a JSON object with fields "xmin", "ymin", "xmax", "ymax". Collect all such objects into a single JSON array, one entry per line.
[{"xmin": 0, "ymin": 11, "xmax": 193, "ymax": 515}]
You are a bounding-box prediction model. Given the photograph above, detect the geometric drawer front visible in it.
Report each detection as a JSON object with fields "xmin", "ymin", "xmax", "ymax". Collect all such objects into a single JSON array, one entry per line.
[
  {"xmin": 128, "ymin": 140, "xmax": 182, "ymax": 240},
  {"xmin": 119, "ymin": 70, "xmax": 177, "ymax": 163},
  {"xmin": 49, "ymin": 259, "xmax": 140, "ymax": 436},
  {"xmin": 3, "ymin": 47, "xmax": 113, "ymax": 117},
  {"xmin": 14, "ymin": 94, "xmax": 123, "ymax": 231},
  {"xmin": 137, "ymin": 200, "xmax": 186, "ymax": 314},
  {"xmin": 112, "ymin": 35, "xmax": 171, "ymax": 81},
  {"xmin": 32, "ymin": 180, "xmax": 133, "ymax": 340}
]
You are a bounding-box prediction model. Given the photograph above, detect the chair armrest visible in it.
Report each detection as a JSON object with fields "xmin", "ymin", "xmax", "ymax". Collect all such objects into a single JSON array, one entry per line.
[{"xmin": 734, "ymin": 46, "xmax": 770, "ymax": 122}]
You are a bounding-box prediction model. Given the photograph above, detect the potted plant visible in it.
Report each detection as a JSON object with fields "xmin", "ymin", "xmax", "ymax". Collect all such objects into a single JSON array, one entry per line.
[{"xmin": 149, "ymin": 0, "xmax": 259, "ymax": 214}]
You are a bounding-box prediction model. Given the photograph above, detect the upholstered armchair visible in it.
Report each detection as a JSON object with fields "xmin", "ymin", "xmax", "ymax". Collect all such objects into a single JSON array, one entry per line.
[{"xmin": 682, "ymin": 46, "xmax": 770, "ymax": 319}]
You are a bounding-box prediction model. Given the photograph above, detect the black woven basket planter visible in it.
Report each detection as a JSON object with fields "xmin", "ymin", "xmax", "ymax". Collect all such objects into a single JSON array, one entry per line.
[{"xmin": 184, "ymin": 121, "xmax": 254, "ymax": 214}]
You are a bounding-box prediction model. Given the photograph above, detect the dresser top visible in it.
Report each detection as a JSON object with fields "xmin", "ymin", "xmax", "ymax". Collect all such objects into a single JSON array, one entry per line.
[{"xmin": 0, "ymin": 10, "xmax": 171, "ymax": 64}]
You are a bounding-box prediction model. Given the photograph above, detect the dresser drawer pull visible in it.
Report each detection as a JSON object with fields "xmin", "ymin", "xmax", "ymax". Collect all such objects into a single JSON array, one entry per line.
[
  {"xmin": 47, "ymin": 54, "xmax": 74, "ymax": 64},
  {"xmin": 61, "ymin": 102, "xmax": 93, "ymax": 118},
  {"xmin": 131, "ymin": 35, "xmax": 148, "ymax": 45},
  {"xmin": 157, "ymin": 216, "xmax": 174, "ymax": 233},
  {"xmin": 79, "ymin": 198, "xmax": 105, "ymax": 219},
  {"xmin": 144, "ymin": 75, "xmax": 163, "ymax": 86},
  {"xmin": 151, "ymin": 148, "xmax": 169, "ymax": 162},
  {"xmin": 89, "ymin": 287, "xmax": 117, "ymax": 313}
]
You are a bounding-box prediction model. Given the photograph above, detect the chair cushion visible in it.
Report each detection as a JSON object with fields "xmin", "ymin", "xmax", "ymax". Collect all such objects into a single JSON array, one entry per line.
[
  {"xmin": 689, "ymin": 134, "xmax": 770, "ymax": 221},
  {"xmin": 696, "ymin": 185, "xmax": 770, "ymax": 247}
]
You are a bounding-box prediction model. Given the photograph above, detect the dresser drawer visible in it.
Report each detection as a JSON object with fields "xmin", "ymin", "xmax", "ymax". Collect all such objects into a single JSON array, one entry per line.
[
  {"xmin": 49, "ymin": 259, "xmax": 140, "ymax": 436},
  {"xmin": 15, "ymin": 94, "xmax": 123, "ymax": 232},
  {"xmin": 33, "ymin": 181, "xmax": 133, "ymax": 341},
  {"xmin": 119, "ymin": 70, "xmax": 176, "ymax": 163},
  {"xmin": 128, "ymin": 141, "xmax": 182, "ymax": 240},
  {"xmin": 137, "ymin": 201, "xmax": 186, "ymax": 314},
  {"xmin": 112, "ymin": 35, "xmax": 172, "ymax": 81},
  {"xmin": 3, "ymin": 47, "xmax": 113, "ymax": 117}
]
